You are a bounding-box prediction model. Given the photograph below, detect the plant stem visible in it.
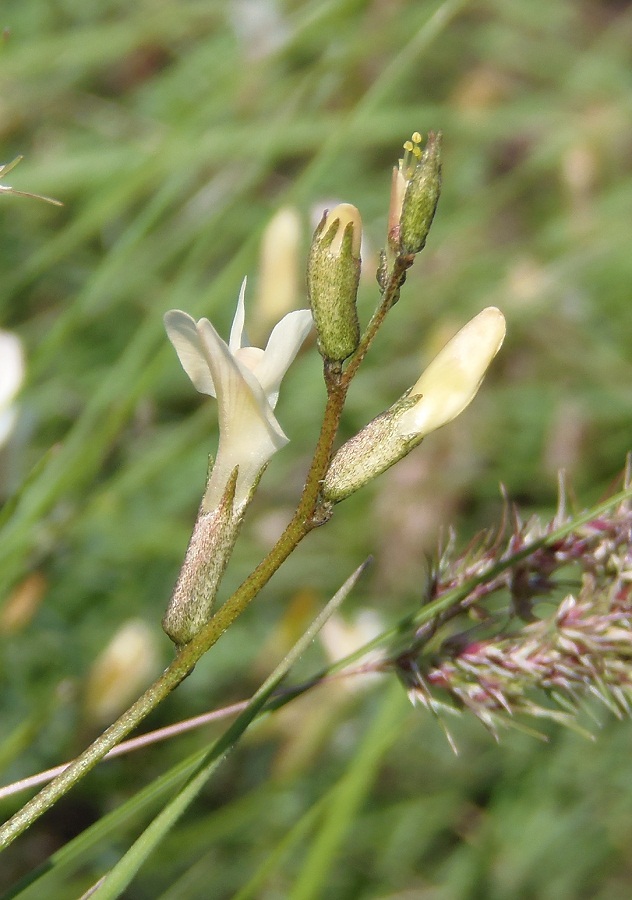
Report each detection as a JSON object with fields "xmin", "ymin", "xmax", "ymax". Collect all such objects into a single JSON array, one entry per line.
[
  {"xmin": 0, "ymin": 258, "xmax": 411, "ymax": 849},
  {"xmin": 0, "ymin": 364, "xmax": 346, "ymax": 849},
  {"xmin": 343, "ymin": 255, "xmax": 412, "ymax": 386}
]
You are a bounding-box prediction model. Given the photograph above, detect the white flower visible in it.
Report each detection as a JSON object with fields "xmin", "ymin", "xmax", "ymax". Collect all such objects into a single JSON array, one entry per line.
[
  {"xmin": 0, "ymin": 330, "xmax": 25, "ymax": 448},
  {"xmin": 320, "ymin": 611, "xmax": 385, "ymax": 693},
  {"xmin": 254, "ymin": 206, "xmax": 302, "ymax": 337},
  {"xmin": 84, "ymin": 619, "xmax": 159, "ymax": 724},
  {"xmin": 322, "ymin": 307, "xmax": 505, "ymax": 503},
  {"xmin": 397, "ymin": 307, "xmax": 506, "ymax": 438},
  {"xmin": 165, "ymin": 279, "xmax": 312, "ymax": 511}
]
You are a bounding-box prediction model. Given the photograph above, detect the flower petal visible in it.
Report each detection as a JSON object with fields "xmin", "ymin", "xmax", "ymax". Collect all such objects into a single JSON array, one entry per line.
[
  {"xmin": 229, "ymin": 277, "xmax": 248, "ymax": 353},
  {"xmin": 397, "ymin": 307, "xmax": 505, "ymax": 438},
  {"xmin": 252, "ymin": 309, "xmax": 313, "ymax": 407},
  {"xmin": 164, "ymin": 310, "xmax": 217, "ymax": 397},
  {"xmin": 197, "ymin": 318, "xmax": 286, "ymax": 442}
]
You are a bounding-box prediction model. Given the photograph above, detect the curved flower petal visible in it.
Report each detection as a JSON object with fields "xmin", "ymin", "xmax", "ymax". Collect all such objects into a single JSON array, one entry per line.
[
  {"xmin": 252, "ymin": 309, "xmax": 314, "ymax": 407},
  {"xmin": 197, "ymin": 318, "xmax": 287, "ymax": 445},
  {"xmin": 229, "ymin": 278, "xmax": 248, "ymax": 352},
  {"xmin": 164, "ymin": 310, "xmax": 217, "ymax": 397}
]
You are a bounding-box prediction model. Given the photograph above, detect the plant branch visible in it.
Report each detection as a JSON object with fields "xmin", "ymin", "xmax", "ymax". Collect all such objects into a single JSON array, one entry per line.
[
  {"xmin": 0, "ymin": 333, "xmax": 358, "ymax": 848},
  {"xmin": 342, "ymin": 255, "xmax": 413, "ymax": 386}
]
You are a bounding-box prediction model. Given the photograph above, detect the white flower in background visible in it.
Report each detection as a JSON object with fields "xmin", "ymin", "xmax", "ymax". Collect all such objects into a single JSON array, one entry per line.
[
  {"xmin": 165, "ymin": 279, "xmax": 313, "ymax": 512},
  {"xmin": 320, "ymin": 610, "xmax": 385, "ymax": 693},
  {"xmin": 253, "ymin": 206, "xmax": 302, "ymax": 339},
  {"xmin": 229, "ymin": 0, "xmax": 289, "ymax": 61},
  {"xmin": 0, "ymin": 330, "xmax": 25, "ymax": 448},
  {"xmin": 84, "ymin": 619, "xmax": 159, "ymax": 725}
]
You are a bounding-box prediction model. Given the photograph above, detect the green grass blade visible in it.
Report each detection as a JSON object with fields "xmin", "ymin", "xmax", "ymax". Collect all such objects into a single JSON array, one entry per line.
[
  {"xmin": 288, "ymin": 681, "xmax": 407, "ymax": 900},
  {"xmin": 85, "ymin": 562, "xmax": 369, "ymax": 899}
]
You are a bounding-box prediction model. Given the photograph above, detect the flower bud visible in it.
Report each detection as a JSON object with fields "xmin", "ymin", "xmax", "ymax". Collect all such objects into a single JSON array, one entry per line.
[
  {"xmin": 388, "ymin": 131, "xmax": 442, "ymax": 257},
  {"xmin": 307, "ymin": 203, "xmax": 362, "ymax": 362},
  {"xmin": 322, "ymin": 307, "xmax": 505, "ymax": 502},
  {"xmin": 398, "ymin": 307, "xmax": 505, "ymax": 436}
]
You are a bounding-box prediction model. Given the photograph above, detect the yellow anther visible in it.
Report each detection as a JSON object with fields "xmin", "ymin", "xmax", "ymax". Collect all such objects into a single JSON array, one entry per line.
[{"xmin": 400, "ymin": 132, "xmax": 424, "ymax": 179}]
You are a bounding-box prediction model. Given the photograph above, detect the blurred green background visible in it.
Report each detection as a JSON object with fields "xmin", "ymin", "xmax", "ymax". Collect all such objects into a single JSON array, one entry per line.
[{"xmin": 2, "ymin": 0, "xmax": 632, "ymax": 896}]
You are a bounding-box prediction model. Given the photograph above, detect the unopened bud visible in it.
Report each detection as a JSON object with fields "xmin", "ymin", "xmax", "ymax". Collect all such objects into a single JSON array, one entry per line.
[
  {"xmin": 323, "ymin": 307, "xmax": 505, "ymax": 502},
  {"xmin": 388, "ymin": 131, "xmax": 442, "ymax": 257},
  {"xmin": 307, "ymin": 203, "xmax": 362, "ymax": 362},
  {"xmin": 398, "ymin": 307, "xmax": 505, "ymax": 436}
]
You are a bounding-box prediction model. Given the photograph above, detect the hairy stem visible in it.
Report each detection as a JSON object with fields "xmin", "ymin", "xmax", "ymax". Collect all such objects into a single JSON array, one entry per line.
[
  {"xmin": 0, "ymin": 259, "xmax": 411, "ymax": 849},
  {"xmin": 0, "ymin": 365, "xmax": 347, "ymax": 848}
]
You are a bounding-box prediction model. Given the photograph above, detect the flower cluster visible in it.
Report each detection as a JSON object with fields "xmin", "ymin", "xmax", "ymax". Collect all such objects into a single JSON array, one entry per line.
[{"xmin": 161, "ymin": 132, "xmax": 505, "ymax": 647}]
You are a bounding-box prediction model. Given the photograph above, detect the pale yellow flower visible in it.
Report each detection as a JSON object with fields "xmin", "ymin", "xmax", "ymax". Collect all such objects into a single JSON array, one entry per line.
[{"xmin": 165, "ymin": 279, "xmax": 312, "ymax": 511}]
